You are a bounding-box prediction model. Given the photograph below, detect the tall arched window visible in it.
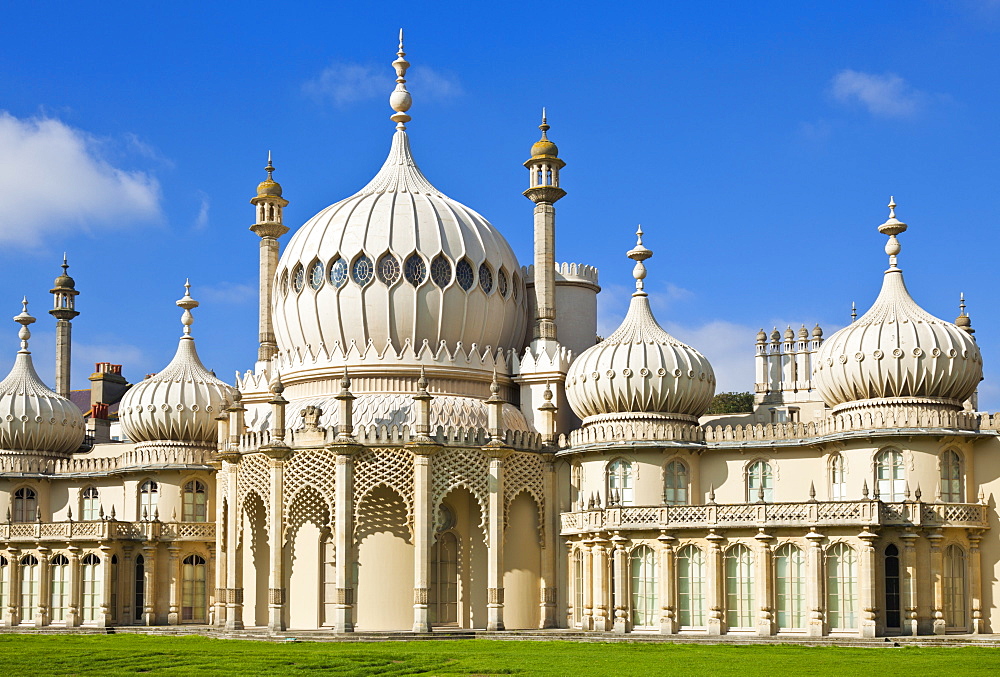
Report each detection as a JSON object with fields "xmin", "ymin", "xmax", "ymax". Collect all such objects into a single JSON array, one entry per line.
[
  {"xmin": 940, "ymin": 451, "xmax": 963, "ymax": 503},
  {"xmin": 774, "ymin": 544, "xmax": 805, "ymax": 630},
  {"xmin": 571, "ymin": 463, "xmax": 583, "ymax": 510},
  {"xmin": 181, "ymin": 554, "xmax": 207, "ymax": 622},
  {"xmin": 138, "ymin": 480, "xmax": 158, "ymax": 519},
  {"xmin": 676, "ymin": 545, "xmax": 705, "ymax": 628},
  {"xmin": 13, "ymin": 487, "xmax": 37, "ymax": 523},
  {"xmin": 134, "ymin": 555, "xmax": 145, "ymax": 622},
  {"xmin": 322, "ymin": 534, "xmax": 336, "ymax": 627},
  {"xmin": 81, "ymin": 553, "xmax": 101, "ymax": 623},
  {"xmin": 630, "ymin": 545, "xmax": 657, "ymax": 627},
  {"xmin": 573, "ymin": 549, "xmax": 584, "ymax": 627},
  {"xmin": 875, "ymin": 449, "xmax": 905, "ymax": 501},
  {"xmin": 50, "ymin": 554, "xmax": 69, "ymax": 623},
  {"xmin": 830, "ymin": 454, "xmax": 846, "ymax": 501},
  {"xmin": 430, "ymin": 531, "xmax": 459, "ymax": 625},
  {"xmin": 725, "ymin": 544, "xmax": 754, "ymax": 629},
  {"xmin": 826, "ymin": 543, "xmax": 857, "ymax": 630},
  {"xmin": 81, "ymin": 487, "xmax": 100, "ymax": 521},
  {"xmin": 663, "ymin": 461, "xmax": 689, "ymax": 506},
  {"xmin": 182, "ymin": 481, "xmax": 207, "ymax": 522},
  {"xmin": 606, "ymin": 459, "xmax": 634, "ymax": 506},
  {"xmin": 884, "ymin": 544, "xmax": 901, "ymax": 630},
  {"xmin": 746, "ymin": 461, "xmax": 773, "ymax": 502},
  {"xmin": 944, "ymin": 545, "xmax": 967, "ymax": 630},
  {"xmin": 20, "ymin": 554, "xmax": 39, "ymax": 624}
]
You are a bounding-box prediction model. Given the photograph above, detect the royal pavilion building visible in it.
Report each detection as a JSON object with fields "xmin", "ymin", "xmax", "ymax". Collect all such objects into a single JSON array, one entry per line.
[{"xmin": 0, "ymin": 35, "xmax": 996, "ymax": 639}]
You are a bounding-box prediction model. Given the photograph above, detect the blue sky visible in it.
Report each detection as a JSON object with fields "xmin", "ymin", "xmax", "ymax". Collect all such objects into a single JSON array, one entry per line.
[{"xmin": 1, "ymin": 2, "xmax": 999, "ymax": 408}]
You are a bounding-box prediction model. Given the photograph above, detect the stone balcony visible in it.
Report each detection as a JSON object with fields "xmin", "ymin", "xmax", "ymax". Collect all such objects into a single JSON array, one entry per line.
[
  {"xmin": 0, "ymin": 520, "xmax": 215, "ymax": 542},
  {"xmin": 560, "ymin": 501, "xmax": 990, "ymax": 535}
]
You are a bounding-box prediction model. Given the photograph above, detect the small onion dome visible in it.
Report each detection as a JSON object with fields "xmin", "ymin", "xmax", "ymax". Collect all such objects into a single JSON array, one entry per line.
[
  {"xmin": 52, "ymin": 255, "xmax": 76, "ymax": 290},
  {"xmin": 770, "ymin": 328, "xmax": 780, "ymax": 342},
  {"xmin": 256, "ymin": 154, "xmax": 282, "ymax": 198},
  {"xmin": 566, "ymin": 228, "xmax": 716, "ymax": 422},
  {"xmin": 756, "ymin": 328, "xmax": 767, "ymax": 343},
  {"xmin": 0, "ymin": 299, "xmax": 84, "ymax": 454},
  {"xmin": 814, "ymin": 200, "xmax": 982, "ymax": 409},
  {"xmin": 784, "ymin": 326, "xmax": 794, "ymax": 341},
  {"xmin": 812, "ymin": 323, "xmax": 823, "ymax": 339},
  {"xmin": 530, "ymin": 111, "xmax": 559, "ymax": 158},
  {"xmin": 798, "ymin": 325, "xmax": 808, "ymax": 339},
  {"xmin": 119, "ymin": 282, "xmax": 236, "ymax": 447}
]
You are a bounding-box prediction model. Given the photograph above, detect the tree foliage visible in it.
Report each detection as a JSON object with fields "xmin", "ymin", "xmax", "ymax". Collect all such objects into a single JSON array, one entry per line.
[{"xmin": 706, "ymin": 391, "xmax": 755, "ymax": 415}]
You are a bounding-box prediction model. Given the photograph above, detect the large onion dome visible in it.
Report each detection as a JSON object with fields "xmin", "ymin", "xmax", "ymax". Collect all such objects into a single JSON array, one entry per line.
[
  {"xmin": 119, "ymin": 283, "xmax": 236, "ymax": 448},
  {"xmin": 0, "ymin": 300, "xmax": 85, "ymax": 455},
  {"xmin": 272, "ymin": 39, "xmax": 527, "ymax": 367},
  {"xmin": 566, "ymin": 229, "xmax": 716, "ymax": 424},
  {"xmin": 814, "ymin": 200, "xmax": 982, "ymax": 411}
]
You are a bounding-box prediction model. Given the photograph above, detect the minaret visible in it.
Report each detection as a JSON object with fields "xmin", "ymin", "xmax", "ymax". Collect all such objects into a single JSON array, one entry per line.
[
  {"xmin": 250, "ymin": 152, "xmax": 289, "ymax": 363},
  {"xmin": 523, "ymin": 110, "xmax": 566, "ymax": 347},
  {"xmin": 49, "ymin": 254, "xmax": 79, "ymax": 398}
]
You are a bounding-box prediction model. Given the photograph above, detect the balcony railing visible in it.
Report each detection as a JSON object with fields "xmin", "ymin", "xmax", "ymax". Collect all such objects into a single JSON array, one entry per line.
[{"xmin": 0, "ymin": 520, "xmax": 215, "ymax": 542}]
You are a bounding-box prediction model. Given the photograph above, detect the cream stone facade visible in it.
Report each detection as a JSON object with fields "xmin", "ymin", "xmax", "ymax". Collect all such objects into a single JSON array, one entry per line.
[{"xmin": 0, "ymin": 36, "xmax": 996, "ymax": 638}]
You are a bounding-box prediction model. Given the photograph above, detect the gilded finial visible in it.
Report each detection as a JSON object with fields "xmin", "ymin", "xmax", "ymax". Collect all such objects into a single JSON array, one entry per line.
[
  {"xmin": 14, "ymin": 297, "xmax": 34, "ymax": 353},
  {"xmin": 389, "ymin": 28, "xmax": 412, "ymax": 130},
  {"xmin": 176, "ymin": 279, "xmax": 199, "ymax": 337},
  {"xmin": 877, "ymin": 196, "xmax": 907, "ymax": 269},
  {"xmin": 626, "ymin": 225, "xmax": 653, "ymax": 296}
]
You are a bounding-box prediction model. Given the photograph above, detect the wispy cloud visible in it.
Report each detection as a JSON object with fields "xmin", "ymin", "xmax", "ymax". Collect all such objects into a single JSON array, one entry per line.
[
  {"xmin": 198, "ymin": 281, "xmax": 256, "ymax": 305},
  {"xmin": 663, "ymin": 320, "xmax": 757, "ymax": 394},
  {"xmin": 0, "ymin": 112, "xmax": 162, "ymax": 247},
  {"xmin": 303, "ymin": 62, "xmax": 462, "ymax": 108},
  {"xmin": 193, "ymin": 191, "xmax": 210, "ymax": 230},
  {"xmin": 829, "ymin": 70, "xmax": 925, "ymax": 118}
]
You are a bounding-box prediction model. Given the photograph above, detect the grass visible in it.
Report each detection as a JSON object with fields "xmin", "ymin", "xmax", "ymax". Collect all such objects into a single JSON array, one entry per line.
[{"xmin": 0, "ymin": 634, "xmax": 998, "ymax": 676}]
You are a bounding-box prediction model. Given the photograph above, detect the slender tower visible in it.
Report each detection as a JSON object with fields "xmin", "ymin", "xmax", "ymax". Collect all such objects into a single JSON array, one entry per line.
[
  {"xmin": 49, "ymin": 254, "xmax": 79, "ymax": 398},
  {"xmin": 250, "ymin": 153, "xmax": 289, "ymax": 363},
  {"xmin": 523, "ymin": 110, "xmax": 565, "ymax": 347}
]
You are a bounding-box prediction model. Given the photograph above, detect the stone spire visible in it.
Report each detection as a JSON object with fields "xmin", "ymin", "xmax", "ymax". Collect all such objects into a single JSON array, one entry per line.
[
  {"xmin": 250, "ymin": 152, "xmax": 290, "ymax": 363},
  {"xmin": 956, "ymin": 293, "xmax": 975, "ymax": 336},
  {"xmin": 390, "ymin": 29, "xmax": 412, "ymax": 131},
  {"xmin": 49, "ymin": 254, "xmax": 79, "ymax": 398}
]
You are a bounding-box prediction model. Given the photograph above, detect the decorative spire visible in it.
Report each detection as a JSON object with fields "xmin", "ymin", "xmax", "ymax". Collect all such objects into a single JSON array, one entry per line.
[
  {"xmin": 14, "ymin": 297, "xmax": 34, "ymax": 354},
  {"xmin": 389, "ymin": 28, "xmax": 412, "ymax": 131},
  {"xmin": 851, "ymin": 301, "xmax": 857, "ymax": 322},
  {"xmin": 176, "ymin": 279, "xmax": 198, "ymax": 337},
  {"xmin": 540, "ymin": 108, "xmax": 549, "ymax": 138},
  {"xmin": 956, "ymin": 292, "xmax": 975, "ymax": 335},
  {"xmin": 877, "ymin": 196, "xmax": 907, "ymax": 269},
  {"xmin": 61, "ymin": 253, "xmax": 69, "ymax": 276},
  {"xmin": 627, "ymin": 225, "xmax": 653, "ymax": 297},
  {"xmin": 265, "ymin": 151, "xmax": 274, "ymax": 180}
]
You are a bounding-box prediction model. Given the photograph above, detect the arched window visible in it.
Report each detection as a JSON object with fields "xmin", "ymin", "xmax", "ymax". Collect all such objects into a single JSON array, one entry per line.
[
  {"xmin": 875, "ymin": 449, "xmax": 905, "ymax": 501},
  {"xmin": 455, "ymin": 259, "xmax": 474, "ymax": 291},
  {"xmin": 940, "ymin": 451, "xmax": 963, "ymax": 503},
  {"xmin": 50, "ymin": 554, "xmax": 70, "ymax": 623},
  {"xmin": 181, "ymin": 554, "xmax": 207, "ymax": 622},
  {"xmin": 884, "ymin": 544, "xmax": 901, "ymax": 630},
  {"xmin": 430, "ymin": 531, "xmax": 459, "ymax": 625},
  {"xmin": 376, "ymin": 253, "xmax": 401, "ymax": 286},
  {"xmin": 13, "ymin": 487, "xmax": 37, "ymax": 523},
  {"xmin": 351, "ymin": 254, "xmax": 374, "ymax": 287},
  {"xmin": 182, "ymin": 481, "xmax": 207, "ymax": 522},
  {"xmin": 20, "ymin": 554, "xmax": 39, "ymax": 624},
  {"xmin": 138, "ymin": 480, "xmax": 158, "ymax": 520},
  {"xmin": 571, "ymin": 463, "xmax": 583, "ymax": 510},
  {"xmin": 81, "ymin": 487, "xmax": 100, "ymax": 521},
  {"xmin": 81, "ymin": 553, "xmax": 101, "ymax": 623},
  {"xmin": 291, "ymin": 264, "xmax": 305, "ymax": 293},
  {"xmin": 328, "ymin": 256, "xmax": 348, "ymax": 288},
  {"xmin": 630, "ymin": 545, "xmax": 657, "ymax": 627},
  {"xmin": 774, "ymin": 544, "xmax": 805, "ymax": 630},
  {"xmin": 830, "ymin": 454, "xmax": 846, "ymax": 501},
  {"xmin": 746, "ymin": 461, "xmax": 773, "ymax": 502},
  {"xmin": 606, "ymin": 459, "xmax": 634, "ymax": 506},
  {"xmin": 826, "ymin": 543, "xmax": 857, "ymax": 630},
  {"xmin": 725, "ymin": 544, "xmax": 754, "ymax": 629},
  {"xmin": 573, "ymin": 549, "xmax": 584, "ymax": 628},
  {"xmin": 308, "ymin": 259, "xmax": 325, "ymax": 290},
  {"xmin": 944, "ymin": 545, "xmax": 967, "ymax": 629},
  {"xmin": 663, "ymin": 460, "xmax": 689, "ymax": 506},
  {"xmin": 134, "ymin": 555, "xmax": 145, "ymax": 622},
  {"xmin": 676, "ymin": 545, "xmax": 706, "ymax": 628}
]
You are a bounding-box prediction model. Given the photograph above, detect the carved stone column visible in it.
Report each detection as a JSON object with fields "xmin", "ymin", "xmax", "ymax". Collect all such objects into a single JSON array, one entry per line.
[
  {"xmin": 591, "ymin": 536, "xmax": 611, "ymax": 631},
  {"xmin": 581, "ymin": 539, "xmax": 594, "ymax": 630},
  {"xmin": 565, "ymin": 541, "xmax": 575, "ymax": 628},
  {"xmin": 539, "ymin": 452, "xmax": 558, "ymax": 628},
  {"xmin": 755, "ymin": 529, "xmax": 775, "ymax": 636},
  {"xmin": 66, "ymin": 545, "xmax": 81, "ymax": 627},
  {"xmin": 142, "ymin": 544, "xmax": 156, "ymax": 625},
  {"xmin": 409, "ymin": 443, "xmax": 437, "ymax": 633},
  {"xmin": 658, "ymin": 532, "xmax": 677, "ymax": 634},
  {"xmin": 329, "ymin": 441, "xmax": 358, "ymax": 632},
  {"xmin": 167, "ymin": 544, "xmax": 181, "ymax": 625},
  {"xmin": 705, "ymin": 530, "xmax": 725, "ymax": 635},
  {"xmin": 222, "ymin": 453, "xmax": 243, "ymax": 630},
  {"xmin": 264, "ymin": 451, "xmax": 288, "ymax": 632},
  {"xmin": 968, "ymin": 529, "xmax": 984, "ymax": 634},
  {"xmin": 611, "ymin": 533, "xmax": 629, "ymax": 633},
  {"xmin": 928, "ymin": 528, "xmax": 945, "ymax": 635},
  {"xmin": 98, "ymin": 544, "xmax": 113, "ymax": 628},
  {"xmin": 900, "ymin": 528, "xmax": 919, "ymax": 636},
  {"xmin": 805, "ymin": 529, "xmax": 825, "ymax": 637},
  {"xmin": 211, "ymin": 458, "xmax": 227, "ymax": 628},
  {"xmin": 5, "ymin": 548, "xmax": 19, "ymax": 626},
  {"xmin": 121, "ymin": 549, "xmax": 133, "ymax": 624},
  {"xmin": 484, "ymin": 446, "xmax": 509, "ymax": 631},
  {"xmin": 857, "ymin": 527, "xmax": 878, "ymax": 638},
  {"xmin": 36, "ymin": 546, "xmax": 50, "ymax": 627}
]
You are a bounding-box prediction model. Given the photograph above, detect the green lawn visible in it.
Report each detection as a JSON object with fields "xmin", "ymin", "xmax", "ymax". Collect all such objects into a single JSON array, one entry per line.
[{"xmin": 0, "ymin": 634, "xmax": 997, "ymax": 676}]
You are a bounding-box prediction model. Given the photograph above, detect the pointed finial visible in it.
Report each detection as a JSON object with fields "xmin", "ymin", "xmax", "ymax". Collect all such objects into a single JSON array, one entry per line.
[
  {"xmin": 389, "ymin": 28, "xmax": 412, "ymax": 130},
  {"xmin": 61, "ymin": 253, "xmax": 69, "ymax": 275},
  {"xmin": 626, "ymin": 225, "xmax": 653, "ymax": 296},
  {"xmin": 960, "ymin": 292, "xmax": 966, "ymax": 316},
  {"xmin": 878, "ymin": 196, "xmax": 908, "ymax": 269},
  {"xmin": 270, "ymin": 370, "xmax": 285, "ymax": 395},
  {"xmin": 708, "ymin": 484, "xmax": 716, "ymax": 504},
  {"xmin": 851, "ymin": 301, "xmax": 857, "ymax": 322},
  {"xmin": 265, "ymin": 151, "xmax": 275, "ymax": 180},
  {"xmin": 176, "ymin": 279, "xmax": 199, "ymax": 336},
  {"xmin": 340, "ymin": 366, "xmax": 352, "ymax": 392},
  {"xmin": 14, "ymin": 297, "xmax": 35, "ymax": 353},
  {"xmin": 539, "ymin": 107, "xmax": 549, "ymax": 138},
  {"xmin": 809, "ymin": 481, "xmax": 816, "ymax": 501},
  {"xmin": 418, "ymin": 365, "xmax": 428, "ymax": 393}
]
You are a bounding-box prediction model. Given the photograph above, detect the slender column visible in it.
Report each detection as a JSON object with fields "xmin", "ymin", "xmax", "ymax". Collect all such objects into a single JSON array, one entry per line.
[
  {"xmin": 167, "ymin": 545, "xmax": 181, "ymax": 625},
  {"xmin": 968, "ymin": 529, "xmax": 984, "ymax": 634},
  {"xmin": 565, "ymin": 541, "xmax": 575, "ymax": 628},
  {"xmin": 330, "ymin": 446, "xmax": 357, "ymax": 632},
  {"xmin": 142, "ymin": 544, "xmax": 156, "ymax": 625},
  {"xmin": 755, "ymin": 529, "xmax": 775, "ymax": 636},
  {"xmin": 410, "ymin": 446, "xmax": 435, "ymax": 633},
  {"xmin": 249, "ymin": 157, "xmax": 289, "ymax": 364},
  {"xmin": 900, "ymin": 529, "xmax": 919, "ymax": 636},
  {"xmin": 212, "ymin": 463, "xmax": 227, "ymax": 628},
  {"xmin": 658, "ymin": 533, "xmax": 676, "ymax": 634},
  {"xmin": 98, "ymin": 544, "xmax": 113, "ymax": 628},
  {"xmin": 705, "ymin": 530, "xmax": 725, "ymax": 635},
  {"xmin": 805, "ymin": 530, "xmax": 825, "ymax": 637},
  {"xmin": 581, "ymin": 539, "xmax": 594, "ymax": 630},
  {"xmin": 66, "ymin": 545, "xmax": 80, "ymax": 627},
  {"xmin": 49, "ymin": 256, "xmax": 79, "ymax": 399},
  {"xmin": 539, "ymin": 453, "xmax": 557, "ymax": 628},
  {"xmin": 485, "ymin": 447, "xmax": 508, "ymax": 631},
  {"xmin": 611, "ymin": 533, "xmax": 629, "ymax": 633},
  {"xmin": 857, "ymin": 528, "xmax": 878, "ymax": 638},
  {"xmin": 928, "ymin": 529, "xmax": 946, "ymax": 635},
  {"xmin": 6, "ymin": 548, "xmax": 19, "ymax": 626},
  {"xmin": 122, "ymin": 550, "xmax": 132, "ymax": 625},
  {"xmin": 266, "ymin": 454, "xmax": 286, "ymax": 631},
  {"xmin": 36, "ymin": 546, "xmax": 50, "ymax": 627},
  {"xmin": 590, "ymin": 536, "xmax": 610, "ymax": 631},
  {"xmin": 223, "ymin": 456, "xmax": 244, "ymax": 630}
]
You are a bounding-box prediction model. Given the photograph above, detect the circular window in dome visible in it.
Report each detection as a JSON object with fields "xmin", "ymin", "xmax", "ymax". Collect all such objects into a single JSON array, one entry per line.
[
  {"xmin": 479, "ymin": 263, "xmax": 494, "ymax": 294},
  {"xmin": 329, "ymin": 257, "xmax": 348, "ymax": 288},
  {"xmin": 431, "ymin": 255, "xmax": 452, "ymax": 287},
  {"xmin": 279, "ymin": 270, "xmax": 289, "ymax": 296},
  {"xmin": 497, "ymin": 268, "xmax": 509, "ymax": 297},
  {"xmin": 456, "ymin": 259, "xmax": 474, "ymax": 291},
  {"xmin": 512, "ymin": 274, "xmax": 521, "ymax": 301},
  {"xmin": 352, "ymin": 255, "xmax": 374, "ymax": 286},
  {"xmin": 376, "ymin": 253, "xmax": 401, "ymax": 286},
  {"xmin": 309, "ymin": 260, "xmax": 324, "ymax": 290},
  {"xmin": 291, "ymin": 264, "xmax": 305, "ymax": 293},
  {"xmin": 404, "ymin": 254, "xmax": 426, "ymax": 286}
]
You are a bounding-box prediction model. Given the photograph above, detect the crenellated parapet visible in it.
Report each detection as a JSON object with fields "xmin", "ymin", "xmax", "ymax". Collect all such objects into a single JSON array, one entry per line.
[{"xmin": 522, "ymin": 262, "xmax": 600, "ymax": 290}]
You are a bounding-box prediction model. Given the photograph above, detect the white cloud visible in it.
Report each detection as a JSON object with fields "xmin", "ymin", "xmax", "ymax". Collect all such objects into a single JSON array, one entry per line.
[
  {"xmin": 0, "ymin": 112, "xmax": 162, "ymax": 246},
  {"xmin": 194, "ymin": 191, "xmax": 210, "ymax": 231},
  {"xmin": 198, "ymin": 281, "xmax": 256, "ymax": 305},
  {"xmin": 303, "ymin": 62, "xmax": 462, "ymax": 107},
  {"xmin": 829, "ymin": 70, "xmax": 925, "ymax": 118},
  {"xmin": 663, "ymin": 320, "xmax": 757, "ymax": 394}
]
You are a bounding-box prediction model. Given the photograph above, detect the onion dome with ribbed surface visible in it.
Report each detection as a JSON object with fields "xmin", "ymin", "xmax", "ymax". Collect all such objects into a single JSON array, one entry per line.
[
  {"xmin": 0, "ymin": 299, "xmax": 84, "ymax": 455},
  {"xmin": 119, "ymin": 282, "xmax": 236, "ymax": 447},
  {"xmin": 566, "ymin": 228, "xmax": 716, "ymax": 424},
  {"xmin": 813, "ymin": 200, "xmax": 982, "ymax": 410}
]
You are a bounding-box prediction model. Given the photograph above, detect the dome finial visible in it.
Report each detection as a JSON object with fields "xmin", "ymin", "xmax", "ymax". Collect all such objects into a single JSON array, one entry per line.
[
  {"xmin": 626, "ymin": 225, "xmax": 653, "ymax": 296},
  {"xmin": 14, "ymin": 297, "xmax": 34, "ymax": 353},
  {"xmin": 959, "ymin": 292, "xmax": 967, "ymax": 316},
  {"xmin": 61, "ymin": 253, "xmax": 68, "ymax": 275},
  {"xmin": 956, "ymin": 292, "xmax": 974, "ymax": 334},
  {"xmin": 851, "ymin": 301, "xmax": 857, "ymax": 322},
  {"xmin": 389, "ymin": 28, "xmax": 412, "ymax": 131},
  {"xmin": 878, "ymin": 196, "xmax": 908, "ymax": 269},
  {"xmin": 265, "ymin": 151, "xmax": 274, "ymax": 180},
  {"xmin": 176, "ymin": 279, "xmax": 199, "ymax": 337},
  {"xmin": 540, "ymin": 107, "xmax": 549, "ymax": 139}
]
